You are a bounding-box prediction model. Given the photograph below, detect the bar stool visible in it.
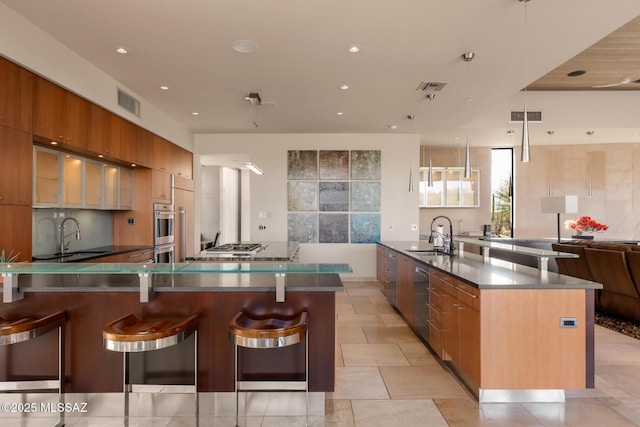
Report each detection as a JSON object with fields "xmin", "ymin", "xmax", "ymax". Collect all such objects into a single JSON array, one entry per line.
[
  {"xmin": 103, "ymin": 314, "xmax": 199, "ymax": 420},
  {"xmin": 229, "ymin": 311, "xmax": 308, "ymax": 427},
  {"xmin": 0, "ymin": 311, "xmax": 65, "ymax": 427}
]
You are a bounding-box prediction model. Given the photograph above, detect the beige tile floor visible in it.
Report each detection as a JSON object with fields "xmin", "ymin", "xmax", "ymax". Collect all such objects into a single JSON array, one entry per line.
[{"xmin": 2, "ymin": 280, "xmax": 640, "ymax": 426}]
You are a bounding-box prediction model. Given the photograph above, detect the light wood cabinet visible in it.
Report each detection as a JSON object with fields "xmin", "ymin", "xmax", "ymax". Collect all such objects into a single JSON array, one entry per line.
[
  {"xmin": 152, "ymin": 135, "xmax": 171, "ymax": 173},
  {"xmin": 0, "ymin": 127, "xmax": 32, "ymax": 206},
  {"xmin": 89, "ymin": 104, "xmax": 123, "ymax": 158},
  {"xmin": 33, "ymin": 76, "xmax": 90, "ymax": 150},
  {"xmin": 0, "ymin": 57, "xmax": 32, "ymax": 132},
  {"xmin": 420, "ymin": 167, "xmax": 480, "ymax": 208},
  {"xmin": 428, "ymin": 277, "xmax": 445, "ymax": 358},
  {"xmin": 103, "ymin": 165, "xmax": 119, "ymax": 209},
  {"xmin": 152, "ymin": 169, "xmax": 172, "ymax": 203},
  {"xmin": 172, "ymin": 144, "xmax": 193, "ymax": 179},
  {"xmin": 121, "ymin": 121, "xmax": 151, "ymax": 167}
]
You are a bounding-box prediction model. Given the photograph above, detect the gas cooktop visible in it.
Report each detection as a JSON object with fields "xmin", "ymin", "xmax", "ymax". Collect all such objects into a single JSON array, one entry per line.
[{"xmin": 204, "ymin": 243, "xmax": 265, "ymax": 255}]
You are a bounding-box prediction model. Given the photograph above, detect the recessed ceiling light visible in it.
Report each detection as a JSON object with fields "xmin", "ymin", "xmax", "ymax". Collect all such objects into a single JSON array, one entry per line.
[
  {"xmin": 336, "ymin": 112, "xmax": 344, "ymax": 116},
  {"xmin": 346, "ymin": 45, "xmax": 361, "ymax": 54},
  {"xmin": 159, "ymin": 85, "xmax": 169, "ymax": 90},
  {"xmin": 567, "ymin": 70, "xmax": 586, "ymax": 77},
  {"xmin": 114, "ymin": 47, "xmax": 129, "ymax": 55},
  {"xmin": 191, "ymin": 112, "xmax": 200, "ymax": 116},
  {"xmin": 230, "ymin": 39, "xmax": 259, "ymax": 54},
  {"xmin": 339, "ymin": 84, "xmax": 350, "ymax": 90},
  {"xmin": 388, "ymin": 125, "xmax": 398, "ymax": 130}
]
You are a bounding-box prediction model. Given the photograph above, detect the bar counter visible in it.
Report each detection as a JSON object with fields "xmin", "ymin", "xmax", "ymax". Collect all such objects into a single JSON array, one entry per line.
[{"xmin": 0, "ymin": 262, "xmax": 349, "ymax": 394}]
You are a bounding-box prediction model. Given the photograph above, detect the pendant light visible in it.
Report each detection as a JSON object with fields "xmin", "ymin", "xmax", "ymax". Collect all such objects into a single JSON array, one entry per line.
[
  {"xmin": 586, "ymin": 130, "xmax": 594, "ymax": 197},
  {"xmin": 427, "ymin": 146, "xmax": 434, "ymax": 187},
  {"xmin": 461, "ymin": 52, "xmax": 475, "ymax": 178},
  {"xmin": 546, "ymin": 130, "xmax": 554, "ymax": 196},
  {"xmin": 408, "ymin": 114, "xmax": 415, "ymax": 192},
  {"xmin": 519, "ymin": 0, "xmax": 531, "ymax": 162}
]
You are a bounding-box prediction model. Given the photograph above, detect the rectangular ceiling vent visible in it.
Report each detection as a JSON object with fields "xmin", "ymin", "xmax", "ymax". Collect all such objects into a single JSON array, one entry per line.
[
  {"xmin": 117, "ymin": 88, "xmax": 141, "ymax": 117},
  {"xmin": 510, "ymin": 110, "xmax": 542, "ymax": 123},
  {"xmin": 416, "ymin": 81, "xmax": 448, "ymax": 92}
]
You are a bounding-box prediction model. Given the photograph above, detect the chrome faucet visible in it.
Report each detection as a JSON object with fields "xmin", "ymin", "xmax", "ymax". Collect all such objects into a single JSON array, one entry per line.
[
  {"xmin": 428, "ymin": 215, "xmax": 455, "ymax": 254},
  {"xmin": 58, "ymin": 217, "xmax": 81, "ymax": 254}
]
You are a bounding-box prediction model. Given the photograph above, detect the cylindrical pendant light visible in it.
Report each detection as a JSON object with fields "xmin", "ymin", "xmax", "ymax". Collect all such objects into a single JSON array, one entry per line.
[
  {"xmin": 464, "ymin": 137, "xmax": 471, "ymax": 178},
  {"xmin": 428, "ymin": 146, "xmax": 434, "ymax": 187},
  {"xmin": 519, "ymin": 0, "xmax": 531, "ymax": 163},
  {"xmin": 586, "ymin": 130, "xmax": 594, "ymax": 197}
]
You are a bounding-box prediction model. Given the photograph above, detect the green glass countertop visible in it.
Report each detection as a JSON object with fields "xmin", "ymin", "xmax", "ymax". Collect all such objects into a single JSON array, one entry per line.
[{"xmin": 0, "ymin": 262, "xmax": 353, "ymax": 275}]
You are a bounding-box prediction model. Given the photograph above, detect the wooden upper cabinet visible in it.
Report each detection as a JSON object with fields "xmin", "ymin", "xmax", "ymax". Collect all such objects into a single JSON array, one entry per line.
[
  {"xmin": 33, "ymin": 76, "xmax": 90, "ymax": 150},
  {"xmin": 0, "ymin": 127, "xmax": 32, "ymax": 206},
  {"xmin": 89, "ymin": 104, "xmax": 123, "ymax": 158},
  {"xmin": 121, "ymin": 121, "xmax": 151, "ymax": 167},
  {"xmin": 0, "ymin": 57, "xmax": 33, "ymax": 132},
  {"xmin": 175, "ymin": 145, "xmax": 193, "ymax": 179},
  {"xmin": 152, "ymin": 135, "xmax": 171, "ymax": 172}
]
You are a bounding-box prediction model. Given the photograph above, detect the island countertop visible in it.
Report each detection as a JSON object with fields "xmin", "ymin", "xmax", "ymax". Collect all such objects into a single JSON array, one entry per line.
[{"xmin": 378, "ymin": 240, "xmax": 602, "ymax": 290}]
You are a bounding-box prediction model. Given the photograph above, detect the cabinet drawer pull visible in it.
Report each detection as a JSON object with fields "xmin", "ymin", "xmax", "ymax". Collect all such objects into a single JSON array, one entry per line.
[
  {"xmin": 457, "ymin": 287, "xmax": 479, "ymax": 299},
  {"xmin": 427, "ymin": 303, "xmax": 443, "ymax": 315},
  {"xmin": 427, "ymin": 320, "xmax": 444, "ymax": 333},
  {"xmin": 429, "ymin": 289, "xmax": 442, "ymax": 298}
]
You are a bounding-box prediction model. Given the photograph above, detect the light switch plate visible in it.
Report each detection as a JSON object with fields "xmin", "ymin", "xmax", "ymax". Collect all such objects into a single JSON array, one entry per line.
[{"xmin": 560, "ymin": 317, "xmax": 577, "ymax": 328}]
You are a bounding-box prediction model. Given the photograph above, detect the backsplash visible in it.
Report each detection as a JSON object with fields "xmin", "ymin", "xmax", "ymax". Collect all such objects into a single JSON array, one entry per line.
[{"xmin": 32, "ymin": 209, "xmax": 113, "ymax": 256}]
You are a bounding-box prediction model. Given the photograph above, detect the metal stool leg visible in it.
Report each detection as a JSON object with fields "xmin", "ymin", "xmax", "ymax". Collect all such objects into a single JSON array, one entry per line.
[
  {"xmin": 124, "ymin": 351, "xmax": 130, "ymax": 426},
  {"xmin": 305, "ymin": 331, "xmax": 309, "ymax": 427},
  {"xmin": 55, "ymin": 323, "xmax": 65, "ymax": 427},
  {"xmin": 194, "ymin": 330, "xmax": 199, "ymax": 426},
  {"xmin": 234, "ymin": 342, "xmax": 239, "ymax": 427}
]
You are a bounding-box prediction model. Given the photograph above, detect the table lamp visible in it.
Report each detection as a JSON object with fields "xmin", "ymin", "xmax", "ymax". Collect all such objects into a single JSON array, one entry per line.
[{"xmin": 541, "ymin": 195, "xmax": 578, "ymax": 242}]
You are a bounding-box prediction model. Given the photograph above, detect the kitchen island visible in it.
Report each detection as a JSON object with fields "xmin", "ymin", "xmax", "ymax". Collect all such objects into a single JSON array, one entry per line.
[
  {"xmin": 377, "ymin": 240, "xmax": 602, "ymax": 403},
  {"xmin": 0, "ymin": 262, "xmax": 348, "ymax": 393}
]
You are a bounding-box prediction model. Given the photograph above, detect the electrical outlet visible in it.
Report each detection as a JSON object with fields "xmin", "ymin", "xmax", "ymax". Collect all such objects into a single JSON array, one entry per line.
[
  {"xmin": 560, "ymin": 317, "xmax": 577, "ymax": 328},
  {"xmin": 127, "ymin": 217, "xmax": 135, "ymax": 225},
  {"xmin": 410, "ymin": 224, "xmax": 418, "ymax": 231},
  {"xmin": 258, "ymin": 225, "xmax": 266, "ymax": 230}
]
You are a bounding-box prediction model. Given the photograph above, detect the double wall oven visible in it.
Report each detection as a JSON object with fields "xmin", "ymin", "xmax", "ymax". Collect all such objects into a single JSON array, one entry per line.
[{"xmin": 153, "ymin": 203, "xmax": 175, "ymax": 263}]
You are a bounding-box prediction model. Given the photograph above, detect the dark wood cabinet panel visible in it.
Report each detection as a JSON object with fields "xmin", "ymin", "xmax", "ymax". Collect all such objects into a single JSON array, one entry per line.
[
  {"xmin": 0, "ymin": 57, "xmax": 33, "ymax": 132},
  {"xmin": 0, "ymin": 205, "xmax": 32, "ymax": 261},
  {"xmin": 0, "ymin": 127, "xmax": 32, "ymax": 206},
  {"xmin": 121, "ymin": 121, "xmax": 152, "ymax": 167}
]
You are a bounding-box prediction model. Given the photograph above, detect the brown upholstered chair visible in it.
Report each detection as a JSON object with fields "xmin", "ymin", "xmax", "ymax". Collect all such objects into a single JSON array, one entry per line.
[
  {"xmin": 552, "ymin": 243, "xmax": 595, "ymax": 282},
  {"xmin": 584, "ymin": 246, "xmax": 640, "ymax": 322}
]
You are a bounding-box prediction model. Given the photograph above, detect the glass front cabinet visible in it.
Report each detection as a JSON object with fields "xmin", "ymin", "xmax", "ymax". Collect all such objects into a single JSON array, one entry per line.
[{"xmin": 419, "ymin": 167, "xmax": 479, "ymax": 208}]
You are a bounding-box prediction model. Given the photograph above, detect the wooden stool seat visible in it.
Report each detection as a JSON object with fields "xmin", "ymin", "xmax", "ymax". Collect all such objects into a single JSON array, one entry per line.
[
  {"xmin": 0, "ymin": 311, "xmax": 65, "ymax": 345},
  {"xmin": 103, "ymin": 314, "xmax": 198, "ymax": 352},
  {"xmin": 229, "ymin": 312, "xmax": 307, "ymax": 348}
]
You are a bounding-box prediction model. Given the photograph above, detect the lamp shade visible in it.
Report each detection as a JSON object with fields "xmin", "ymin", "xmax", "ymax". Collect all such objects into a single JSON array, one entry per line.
[{"xmin": 541, "ymin": 195, "xmax": 578, "ymax": 214}]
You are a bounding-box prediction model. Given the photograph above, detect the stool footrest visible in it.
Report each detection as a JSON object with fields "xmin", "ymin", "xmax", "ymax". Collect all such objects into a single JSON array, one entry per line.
[
  {"xmin": 0, "ymin": 380, "xmax": 60, "ymax": 391},
  {"xmin": 238, "ymin": 380, "xmax": 307, "ymax": 391},
  {"xmin": 131, "ymin": 384, "xmax": 197, "ymax": 394}
]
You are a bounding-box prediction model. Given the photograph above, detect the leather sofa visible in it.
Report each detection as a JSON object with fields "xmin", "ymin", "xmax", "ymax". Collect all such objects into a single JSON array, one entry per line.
[{"xmin": 552, "ymin": 241, "xmax": 640, "ymax": 323}]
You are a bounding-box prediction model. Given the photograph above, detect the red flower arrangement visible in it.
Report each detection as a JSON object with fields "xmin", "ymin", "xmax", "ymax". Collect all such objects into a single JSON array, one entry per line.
[{"xmin": 564, "ymin": 215, "xmax": 608, "ymax": 235}]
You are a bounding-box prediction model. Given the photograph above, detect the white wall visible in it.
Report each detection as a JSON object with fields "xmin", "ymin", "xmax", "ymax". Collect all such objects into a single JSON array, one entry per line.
[
  {"xmin": 195, "ymin": 133, "xmax": 421, "ymax": 279},
  {"xmin": 0, "ymin": 3, "xmax": 193, "ymax": 151}
]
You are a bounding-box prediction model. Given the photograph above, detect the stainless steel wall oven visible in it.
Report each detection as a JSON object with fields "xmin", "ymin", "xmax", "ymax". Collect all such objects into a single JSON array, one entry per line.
[{"xmin": 153, "ymin": 203, "xmax": 175, "ymax": 246}]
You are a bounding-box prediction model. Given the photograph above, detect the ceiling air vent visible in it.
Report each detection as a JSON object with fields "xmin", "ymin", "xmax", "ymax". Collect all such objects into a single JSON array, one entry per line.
[
  {"xmin": 416, "ymin": 81, "xmax": 448, "ymax": 92},
  {"xmin": 117, "ymin": 88, "xmax": 141, "ymax": 117},
  {"xmin": 510, "ymin": 110, "xmax": 542, "ymax": 123}
]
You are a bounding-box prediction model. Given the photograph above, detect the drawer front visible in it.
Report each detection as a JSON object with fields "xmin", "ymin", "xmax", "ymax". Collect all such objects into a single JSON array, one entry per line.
[{"xmin": 456, "ymin": 281, "xmax": 480, "ymax": 311}]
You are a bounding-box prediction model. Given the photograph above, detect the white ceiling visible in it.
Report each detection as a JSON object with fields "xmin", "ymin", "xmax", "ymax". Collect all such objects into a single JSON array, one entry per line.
[{"xmin": 3, "ymin": 0, "xmax": 640, "ymax": 147}]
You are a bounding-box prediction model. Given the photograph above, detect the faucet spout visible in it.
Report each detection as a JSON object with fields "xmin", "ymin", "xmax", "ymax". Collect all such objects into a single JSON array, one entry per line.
[
  {"xmin": 59, "ymin": 217, "xmax": 81, "ymax": 254},
  {"xmin": 429, "ymin": 215, "xmax": 455, "ymax": 254}
]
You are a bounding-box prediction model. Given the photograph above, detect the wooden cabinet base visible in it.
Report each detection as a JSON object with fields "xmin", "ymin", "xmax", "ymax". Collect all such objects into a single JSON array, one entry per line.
[{"xmin": 0, "ymin": 290, "xmax": 336, "ymax": 393}]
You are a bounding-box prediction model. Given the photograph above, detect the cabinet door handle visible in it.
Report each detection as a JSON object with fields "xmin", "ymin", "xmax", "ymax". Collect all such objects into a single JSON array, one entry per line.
[{"xmin": 457, "ymin": 287, "xmax": 479, "ymax": 299}]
